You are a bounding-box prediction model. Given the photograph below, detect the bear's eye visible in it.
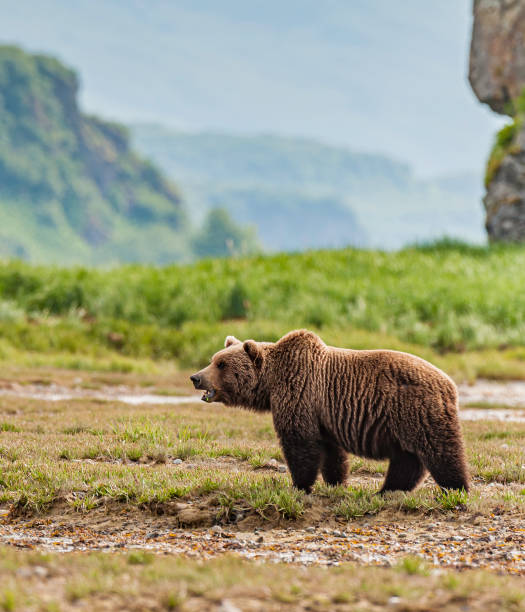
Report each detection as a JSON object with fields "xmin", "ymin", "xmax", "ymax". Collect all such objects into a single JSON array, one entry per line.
[{"xmin": 217, "ymin": 361, "xmax": 226, "ymax": 370}]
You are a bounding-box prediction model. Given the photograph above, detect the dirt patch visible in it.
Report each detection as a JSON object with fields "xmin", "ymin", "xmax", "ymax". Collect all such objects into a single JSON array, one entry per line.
[{"xmin": 1, "ymin": 503, "xmax": 523, "ymax": 574}]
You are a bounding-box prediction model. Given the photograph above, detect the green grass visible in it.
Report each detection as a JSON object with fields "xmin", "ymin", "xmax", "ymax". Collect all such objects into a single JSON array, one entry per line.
[
  {"xmin": 0, "ymin": 386, "xmax": 523, "ymax": 520},
  {"xmin": 4, "ymin": 242, "xmax": 525, "ymax": 379}
]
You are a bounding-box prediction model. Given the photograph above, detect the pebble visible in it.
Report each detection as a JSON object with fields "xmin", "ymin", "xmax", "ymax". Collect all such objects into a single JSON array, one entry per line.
[
  {"xmin": 305, "ymin": 527, "xmax": 316, "ymax": 533},
  {"xmin": 211, "ymin": 525, "xmax": 222, "ymax": 535},
  {"xmin": 505, "ymin": 550, "xmax": 520, "ymax": 560},
  {"xmin": 388, "ymin": 596, "xmax": 401, "ymax": 606},
  {"xmin": 219, "ymin": 600, "xmax": 241, "ymax": 612},
  {"xmin": 173, "ymin": 459, "xmax": 182, "ymax": 465},
  {"xmin": 277, "ymin": 465, "xmax": 287, "ymax": 473}
]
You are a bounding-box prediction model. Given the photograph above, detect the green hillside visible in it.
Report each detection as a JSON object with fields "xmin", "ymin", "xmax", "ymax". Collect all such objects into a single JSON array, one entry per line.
[
  {"xmin": 132, "ymin": 125, "xmax": 486, "ymax": 250},
  {"xmin": 0, "ymin": 45, "xmax": 191, "ymax": 264}
]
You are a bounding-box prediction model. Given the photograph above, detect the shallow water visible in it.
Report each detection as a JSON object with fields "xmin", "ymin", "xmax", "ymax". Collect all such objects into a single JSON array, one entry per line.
[
  {"xmin": 0, "ymin": 384, "xmax": 201, "ymax": 405},
  {"xmin": 458, "ymin": 379, "xmax": 525, "ymax": 408},
  {"xmin": 0, "ymin": 380, "xmax": 525, "ymax": 421}
]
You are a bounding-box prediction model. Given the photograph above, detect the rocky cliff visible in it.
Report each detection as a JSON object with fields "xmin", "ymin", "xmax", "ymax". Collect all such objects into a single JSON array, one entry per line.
[
  {"xmin": 469, "ymin": 0, "xmax": 525, "ymax": 242},
  {"xmin": 0, "ymin": 45, "xmax": 188, "ymax": 263}
]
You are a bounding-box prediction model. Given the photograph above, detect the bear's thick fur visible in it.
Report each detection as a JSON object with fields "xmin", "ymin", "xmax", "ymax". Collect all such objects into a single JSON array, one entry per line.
[{"xmin": 190, "ymin": 330, "xmax": 469, "ymax": 494}]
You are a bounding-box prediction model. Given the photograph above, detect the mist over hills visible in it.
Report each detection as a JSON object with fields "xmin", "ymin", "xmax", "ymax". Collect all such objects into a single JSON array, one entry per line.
[
  {"xmin": 3, "ymin": 0, "xmax": 501, "ymax": 178},
  {"xmin": 1, "ymin": 1, "xmax": 497, "ymax": 255},
  {"xmin": 132, "ymin": 125, "xmax": 485, "ymax": 250}
]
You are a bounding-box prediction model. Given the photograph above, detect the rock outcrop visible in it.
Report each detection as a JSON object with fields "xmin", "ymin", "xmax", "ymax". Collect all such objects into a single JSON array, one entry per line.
[{"xmin": 469, "ymin": 0, "xmax": 525, "ymax": 242}]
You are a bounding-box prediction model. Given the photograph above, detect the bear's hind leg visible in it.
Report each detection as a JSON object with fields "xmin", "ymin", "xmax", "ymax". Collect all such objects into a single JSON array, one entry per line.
[
  {"xmin": 321, "ymin": 440, "xmax": 348, "ymax": 486},
  {"xmin": 380, "ymin": 449, "xmax": 426, "ymax": 493},
  {"xmin": 280, "ymin": 436, "xmax": 322, "ymax": 493}
]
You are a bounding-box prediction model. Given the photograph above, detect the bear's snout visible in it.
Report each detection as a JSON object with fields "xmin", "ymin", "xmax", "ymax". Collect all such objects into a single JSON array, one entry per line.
[{"xmin": 190, "ymin": 374, "xmax": 202, "ymax": 389}]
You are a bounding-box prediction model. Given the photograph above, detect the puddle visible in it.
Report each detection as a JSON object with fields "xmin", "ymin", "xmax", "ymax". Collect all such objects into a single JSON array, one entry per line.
[
  {"xmin": 460, "ymin": 408, "xmax": 525, "ymax": 423},
  {"xmin": 0, "ymin": 383, "xmax": 201, "ymax": 406},
  {"xmin": 458, "ymin": 380, "xmax": 525, "ymax": 408},
  {"xmin": 0, "ymin": 381, "xmax": 525, "ymax": 421}
]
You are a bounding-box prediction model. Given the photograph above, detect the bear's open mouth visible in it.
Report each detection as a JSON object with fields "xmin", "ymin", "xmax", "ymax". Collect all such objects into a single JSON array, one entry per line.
[{"xmin": 202, "ymin": 388, "xmax": 216, "ymax": 402}]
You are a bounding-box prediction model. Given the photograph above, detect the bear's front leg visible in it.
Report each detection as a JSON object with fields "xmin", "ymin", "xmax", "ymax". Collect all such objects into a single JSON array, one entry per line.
[{"xmin": 279, "ymin": 435, "xmax": 322, "ymax": 493}]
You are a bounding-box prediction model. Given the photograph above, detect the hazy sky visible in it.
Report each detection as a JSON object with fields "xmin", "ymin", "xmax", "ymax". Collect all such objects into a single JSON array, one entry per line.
[{"xmin": 2, "ymin": 0, "xmax": 503, "ymax": 177}]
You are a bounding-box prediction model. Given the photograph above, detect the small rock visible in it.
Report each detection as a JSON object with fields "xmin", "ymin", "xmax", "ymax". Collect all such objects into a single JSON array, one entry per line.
[
  {"xmin": 173, "ymin": 458, "xmax": 183, "ymax": 465},
  {"xmin": 332, "ymin": 530, "xmax": 344, "ymax": 537},
  {"xmin": 257, "ymin": 535, "xmax": 264, "ymax": 543},
  {"xmin": 219, "ymin": 600, "xmax": 241, "ymax": 612},
  {"xmin": 33, "ymin": 566, "xmax": 48, "ymax": 578},
  {"xmin": 388, "ymin": 596, "xmax": 401, "ymax": 606},
  {"xmin": 305, "ymin": 527, "xmax": 316, "ymax": 533},
  {"xmin": 505, "ymin": 550, "xmax": 519, "ymax": 560},
  {"xmin": 277, "ymin": 465, "xmax": 287, "ymax": 473},
  {"xmin": 211, "ymin": 525, "xmax": 222, "ymax": 535}
]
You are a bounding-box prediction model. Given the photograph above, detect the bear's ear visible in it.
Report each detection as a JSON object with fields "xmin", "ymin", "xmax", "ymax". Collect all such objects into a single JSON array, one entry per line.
[
  {"xmin": 225, "ymin": 335, "xmax": 241, "ymax": 348},
  {"xmin": 243, "ymin": 340, "xmax": 263, "ymax": 368}
]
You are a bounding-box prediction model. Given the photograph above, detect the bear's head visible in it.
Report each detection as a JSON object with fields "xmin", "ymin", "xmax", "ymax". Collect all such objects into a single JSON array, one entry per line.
[{"xmin": 190, "ymin": 335, "xmax": 267, "ymax": 408}]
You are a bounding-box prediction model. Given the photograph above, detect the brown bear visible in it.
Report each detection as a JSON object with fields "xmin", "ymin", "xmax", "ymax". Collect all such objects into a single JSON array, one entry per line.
[{"xmin": 190, "ymin": 330, "xmax": 469, "ymax": 494}]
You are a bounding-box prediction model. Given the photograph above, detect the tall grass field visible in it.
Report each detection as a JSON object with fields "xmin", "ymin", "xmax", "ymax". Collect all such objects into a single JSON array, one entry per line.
[{"xmin": 1, "ymin": 241, "xmax": 525, "ymax": 377}]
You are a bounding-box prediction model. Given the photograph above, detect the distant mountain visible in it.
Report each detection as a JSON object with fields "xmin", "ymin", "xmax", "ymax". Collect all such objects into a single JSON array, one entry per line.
[
  {"xmin": 0, "ymin": 46, "xmax": 190, "ymax": 264},
  {"xmin": 132, "ymin": 125, "xmax": 485, "ymax": 249}
]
